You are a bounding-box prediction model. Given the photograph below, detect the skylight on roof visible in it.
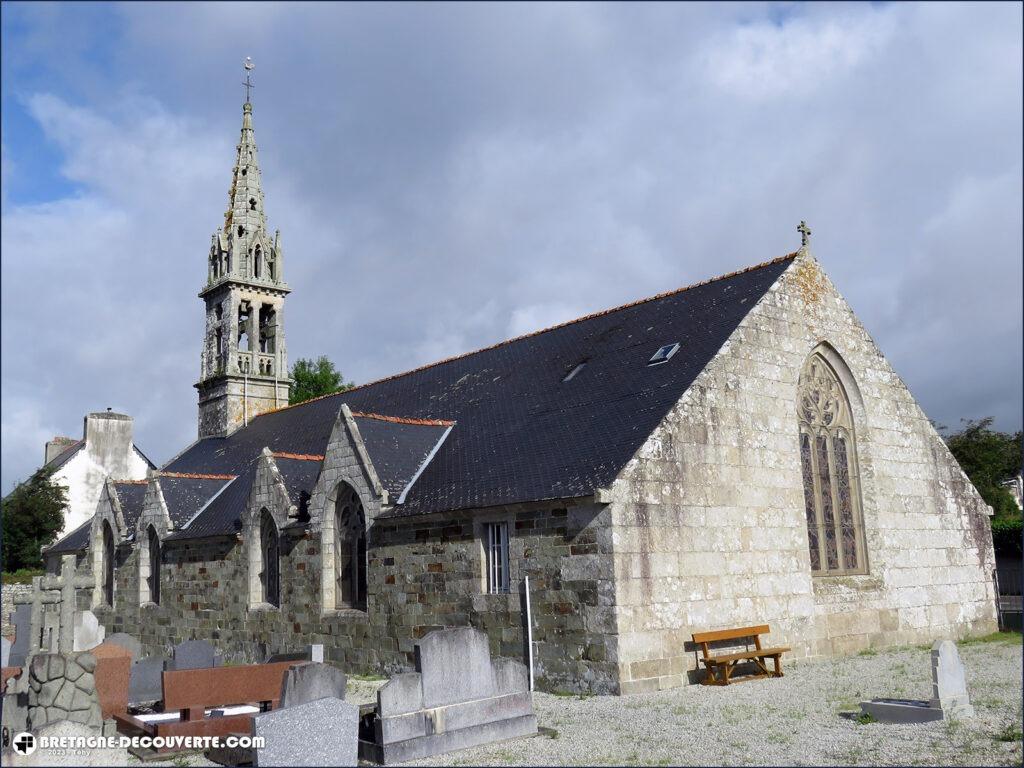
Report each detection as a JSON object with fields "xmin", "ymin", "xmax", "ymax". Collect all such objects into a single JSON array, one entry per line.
[
  {"xmin": 648, "ymin": 343, "xmax": 680, "ymax": 366},
  {"xmin": 562, "ymin": 362, "xmax": 587, "ymax": 382}
]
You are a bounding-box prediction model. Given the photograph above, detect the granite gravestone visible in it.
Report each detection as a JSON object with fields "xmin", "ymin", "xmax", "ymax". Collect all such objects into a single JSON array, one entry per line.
[
  {"xmin": 279, "ymin": 662, "xmax": 346, "ymax": 708},
  {"xmin": 929, "ymin": 640, "xmax": 974, "ymax": 717},
  {"xmin": 103, "ymin": 633, "xmax": 142, "ymax": 662},
  {"xmin": 252, "ymin": 697, "xmax": 358, "ymax": 767},
  {"xmin": 860, "ymin": 639, "xmax": 975, "ymax": 723},
  {"xmin": 169, "ymin": 639, "xmax": 216, "ymax": 671},
  {"xmin": 8, "ymin": 605, "xmax": 32, "ymax": 668},
  {"xmin": 72, "ymin": 611, "xmax": 105, "ymax": 652},
  {"xmin": 1, "ymin": 637, "xmax": 10, "ymax": 668},
  {"xmin": 127, "ymin": 656, "xmax": 167, "ymax": 704},
  {"xmin": 365, "ymin": 627, "xmax": 537, "ymax": 764}
]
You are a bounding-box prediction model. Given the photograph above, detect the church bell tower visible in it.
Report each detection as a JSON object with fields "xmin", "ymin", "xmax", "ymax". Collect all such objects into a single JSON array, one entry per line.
[{"xmin": 196, "ymin": 62, "xmax": 291, "ymax": 438}]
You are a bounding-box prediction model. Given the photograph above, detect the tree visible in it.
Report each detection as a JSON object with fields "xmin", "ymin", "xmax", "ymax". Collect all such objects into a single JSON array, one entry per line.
[
  {"xmin": 1, "ymin": 467, "xmax": 68, "ymax": 571},
  {"xmin": 942, "ymin": 418, "xmax": 1022, "ymax": 522},
  {"xmin": 289, "ymin": 356, "xmax": 354, "ymax": 405}
]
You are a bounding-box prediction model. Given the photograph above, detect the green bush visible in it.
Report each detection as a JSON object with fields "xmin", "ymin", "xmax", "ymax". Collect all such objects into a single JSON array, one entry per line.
[
  {"xmin": 991, "ymin": 518, "xmax": 1023, "ymax": 557},
  {"xmin": 2, "ymin": 568, "xmax": 45, "ymax": 585}
]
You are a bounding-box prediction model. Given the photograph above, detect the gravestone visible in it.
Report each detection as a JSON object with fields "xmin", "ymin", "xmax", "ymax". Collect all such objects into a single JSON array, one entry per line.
[
  {"xmin": 2, "ymin": 719, "xmax": 127, "ymax": 767},
  {"xmin": 8, "ymin": 605, "xmax": 32, "ymax": 668},
  {"xmin": 279, "ymin": 662, "xmax": 346, "ymax": 708},
  {"xmin": 860, "ymin": 639, "xmax": 975, "ymax": 723},
  {"xmin": 103, "ymin": 633, "xmax": 142, "ymax": 662},
  {"xmin": 929, "ymin": 640, "xmax": 974, "ymax": 717},
  {"xmin": 127, "ymin": 656, "xmax": 167, "ymax": 705},
  {"xmin": 169, "ymin": 639, "xmax": 216, "ymax": 671},
  {"xmin": 252, "ymin": 697, "xmax": 358, "ymax": 767},
  {"xmin": 366, "ymin": 627, "xmax": 537, "ymax": 764},
  {"xmin": 1, "ymin": 637, "xmax": 10, "ymax": 667},
  {"xmin": 72, "ymin": 611, "xmax": 105, "ymax": 652},
  {"xmin": 265, "ymin": 644, "xmax": 325, "ymax": 665},
  {"xmin": 89, "ymin": 642, "xmax": 131, "ymax": 718},
  {"xmin": 417, "ymin": 627, "xmax": 493, "ymax": 707}
]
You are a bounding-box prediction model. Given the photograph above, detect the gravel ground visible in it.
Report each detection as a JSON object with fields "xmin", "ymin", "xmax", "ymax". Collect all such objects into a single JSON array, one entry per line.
[{"xmin": 133, "ymin": 634, "xmax": 1022, "ymax": 767}]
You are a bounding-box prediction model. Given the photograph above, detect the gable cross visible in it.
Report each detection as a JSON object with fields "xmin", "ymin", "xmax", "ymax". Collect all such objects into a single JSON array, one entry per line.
[{"xmin": 797, "ymin": 220, "xmax": 812, "ymax": 249}]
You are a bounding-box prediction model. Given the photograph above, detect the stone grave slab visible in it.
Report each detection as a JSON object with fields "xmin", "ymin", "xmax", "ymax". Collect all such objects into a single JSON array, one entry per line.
[
  {"xmin": 128, "ymin": 656, "xmax": 167, "ymax": 704},
  {"xmin": 2, "ymin": 637, "xmax": 10, "ymax": 667},
  {"xmin": 103, "ymin": 633, "xmax": 142, "ymax": 662},
  {"xmin": 90, "ymin": 642, "xmax": 131, "ymax": 718},
  {"xmin": 72, "ymin": 611, "xmax": 105, "ymax": 652},
  {"xmin": 280, "ymin": 662, "xmax": 347, "ymax": 708},
  {"xmin": 860, "ymin": 639, "xmax": 975, "ymax": 723},
  {"xmin": 169, "ymin": 639, "xmax": 216, "ymax": 671},
  {"xmin": 253, "ymin": 696, "xmax": 359, "ymax": 767},
  {"xmin": 365, "ymin": 627, "xmax": 537, "ymax": 764},
  {"xmin": 8, "ymin": 605, "xmax": 31, "ymax": 668}
]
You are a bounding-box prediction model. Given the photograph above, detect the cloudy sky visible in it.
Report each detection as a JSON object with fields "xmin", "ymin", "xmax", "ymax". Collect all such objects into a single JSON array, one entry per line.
[{"xmin": 1, "ymin": 2, "xmax": 1021, "ymax": 492}]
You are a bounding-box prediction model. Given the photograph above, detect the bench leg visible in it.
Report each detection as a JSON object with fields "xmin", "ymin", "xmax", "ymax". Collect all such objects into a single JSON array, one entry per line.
[{"xmin": 773, "ymin": 655, "xmax": 783, "ymax": 677}]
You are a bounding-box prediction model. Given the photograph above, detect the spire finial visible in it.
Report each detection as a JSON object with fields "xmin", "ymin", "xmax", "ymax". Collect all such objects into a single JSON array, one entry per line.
[
  {"xmin": 797, "ymin": 220, "xmax": 812, "ymax": 250},
  {"xmin": 243, "ymin": 57, "xmax": 255, "ymax": 104}
]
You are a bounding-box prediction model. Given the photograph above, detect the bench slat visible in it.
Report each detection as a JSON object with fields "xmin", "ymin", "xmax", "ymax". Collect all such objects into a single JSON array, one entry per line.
[
  {"xmin": 692, "ymin": 624, "xmax": 771, "ymax": 644},
  {"xmin": 702, "ymin": 646, "xmax": 791, "ymax": 664}
]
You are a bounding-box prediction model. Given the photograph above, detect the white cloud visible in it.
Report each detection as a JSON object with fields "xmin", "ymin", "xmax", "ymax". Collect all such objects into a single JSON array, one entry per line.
[{"xmin": 701, "ymin": 7, "xmax": 899, "ymax": 101}]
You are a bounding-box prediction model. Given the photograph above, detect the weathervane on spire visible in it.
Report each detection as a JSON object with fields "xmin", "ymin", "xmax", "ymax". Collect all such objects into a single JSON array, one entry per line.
[
  {"xmin": 243, "ymin": 57, "xmax": 255, "ymax": 104},
  {"xmin": 797, "ymin": 220, "xmax": 812, "ymax": 250}
]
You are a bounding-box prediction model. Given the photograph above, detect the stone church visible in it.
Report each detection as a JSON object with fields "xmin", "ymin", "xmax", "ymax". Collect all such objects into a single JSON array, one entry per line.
[{"xmin": 43, "ymin": 92, "xmax": 998, "ymax": 695}]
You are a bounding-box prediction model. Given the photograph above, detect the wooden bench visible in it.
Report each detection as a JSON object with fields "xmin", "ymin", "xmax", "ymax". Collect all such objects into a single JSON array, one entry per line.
[{"xmin": 691, "ymin": 624, "xmax": 790, "ymax": 686}]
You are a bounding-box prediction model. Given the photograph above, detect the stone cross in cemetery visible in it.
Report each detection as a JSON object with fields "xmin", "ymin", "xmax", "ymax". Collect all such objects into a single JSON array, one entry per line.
[{"xmin": 14, "ymin": 555, "xmax": 95, "ymax": 658}]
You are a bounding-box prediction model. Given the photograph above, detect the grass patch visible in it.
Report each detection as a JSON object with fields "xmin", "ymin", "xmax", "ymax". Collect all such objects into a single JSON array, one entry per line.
[
  {"xmin": 855, "ymin": 712, "xmax": 877, "ymax": 725},
  {"xmin": 857, "ymin": 648, "xmax": 878, "ymax": 657},
  {"xmin": 1, "ymin": 568, "xmax": 44, "ymax": 585},
  {"xmin": 995, "ymin": 722, "xmax": 1023, "ymax": 743},
  {"xmin": 961, "ymin": 631, "xmax": 1023, "ymax": 646},
  {"xmin": 349, "ymin": 673, "xmax": 387, "ymax": 681}
]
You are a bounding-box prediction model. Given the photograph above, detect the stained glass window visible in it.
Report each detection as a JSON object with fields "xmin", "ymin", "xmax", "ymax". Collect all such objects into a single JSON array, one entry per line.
[{"xmin": 797, "ymin": 352, "xmax": 866, "ymax": 575}]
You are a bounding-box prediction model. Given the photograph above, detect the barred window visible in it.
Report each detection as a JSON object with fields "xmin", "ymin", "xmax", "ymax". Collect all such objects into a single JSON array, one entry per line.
[
  {"xmin": 484, "ymin": 522, "xmax": 510, "ymax": 594},
  {"xmin": 797, "ymin": 352, "xmax": 867, "ymax": 575}
]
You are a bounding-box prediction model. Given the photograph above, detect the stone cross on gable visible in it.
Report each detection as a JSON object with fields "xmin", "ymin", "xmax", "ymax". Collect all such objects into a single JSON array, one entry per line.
[
  {"xmin": 797, "ymin": 220, "xmax": 812, "ymax": 249},
  {"xmin": 15, "ymin": 554, "xmax": 93, "ymax": 656}
]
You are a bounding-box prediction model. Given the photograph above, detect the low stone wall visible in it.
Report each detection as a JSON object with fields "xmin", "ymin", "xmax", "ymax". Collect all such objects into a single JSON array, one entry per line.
[{"xmin": 2, "ymin": 583, "xmax": 34, "ymax": 640}]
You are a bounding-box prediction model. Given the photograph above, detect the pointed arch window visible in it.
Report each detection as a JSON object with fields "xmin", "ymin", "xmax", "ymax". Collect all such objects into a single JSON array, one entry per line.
[
  {"xmin": 101, "ymin": 520, "xmax": 115, "ymax": 607},
  {"xmin": 143, "ymin": 525, "xmax": 161, "ymax": 605},
  {"xmin": 260, "ymin": 509, "xmax": 280, "ymax": 607},
  {"xmin": 333, "ymin": 484, "xmax": 367, "ymax": 610},
  {"xmin": 797, "ymin": 352, "xmax": 867, "ymax": 575}
]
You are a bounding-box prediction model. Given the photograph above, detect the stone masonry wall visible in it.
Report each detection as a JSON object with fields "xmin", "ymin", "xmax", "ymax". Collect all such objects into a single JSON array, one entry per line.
[
  {"xmin": 94, "ymin": 500, "xmax": 618, "ymax": 694},
  {"xmin": 607, "ymin": 253, "xmax": 997, "ymax": 694}
]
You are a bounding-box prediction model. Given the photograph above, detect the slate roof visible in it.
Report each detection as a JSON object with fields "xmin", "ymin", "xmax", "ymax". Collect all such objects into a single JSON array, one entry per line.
[
  {"xmin": 44, "ymin": 480, "xmax": 148, "ymax": 554},
  {"xmin": 158, "ymin": 254, "xmax": 794, "ymax": 535},
  {"xmin": 352, "ymin": 415, "xmax": 453, "ymax": 501},
  {"xmin": 46, "ymin": 518, "xmax": 92, "ymax": 554},
  {"xmin": 44, "ymin": 440, "xmax": 85, "ymax": 471}
]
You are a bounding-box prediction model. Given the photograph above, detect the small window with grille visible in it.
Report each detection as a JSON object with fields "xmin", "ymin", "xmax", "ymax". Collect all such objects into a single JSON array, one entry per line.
[{"xmin": 484, "ymin": 522, "xmax": 510, "ymax": 594}]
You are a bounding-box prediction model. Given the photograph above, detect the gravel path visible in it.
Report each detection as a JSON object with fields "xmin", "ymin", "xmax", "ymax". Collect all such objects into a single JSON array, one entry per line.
[
  {"xmin": 133, "ymin": 635, "xmax": 1022, "ymax": 767},
  {"xmin": 409, "ymin": 635, "xmax": 1022, "ymax": 767}
]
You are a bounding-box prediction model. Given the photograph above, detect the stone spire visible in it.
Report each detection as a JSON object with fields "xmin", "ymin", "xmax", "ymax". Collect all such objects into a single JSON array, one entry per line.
[{"xmin": 197, "ymin": 63, "xmax": 292, "ymax": 438}]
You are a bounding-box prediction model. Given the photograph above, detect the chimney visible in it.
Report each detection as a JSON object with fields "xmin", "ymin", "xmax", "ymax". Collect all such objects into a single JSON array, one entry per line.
[
  {"xmin": 83, "ymin": 411, "xmax": 135, "ymax": 478},
  {"xmin": 44, "ymin": 436, "xmax": 78, "ymax": 465}
]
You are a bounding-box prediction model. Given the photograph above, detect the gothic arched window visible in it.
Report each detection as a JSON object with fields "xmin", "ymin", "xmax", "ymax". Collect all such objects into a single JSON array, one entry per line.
[
  {"xmin": 333, "ymin": 484, "xmax": 367, "ymax": 610},
  {"xmin": 797, "ymin": 352, "xmax": 867, "ymax": 575},
  {"xmin": 102, "ymin": 520, "xmax": 115, "ymax": 606},
  {"xmin": 147, "ymin": 526, "xmax": 161, "ymax": 605},
  {"xmin": 260, "ymin": 509, "xmax": 280, "ymax": 607}
]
